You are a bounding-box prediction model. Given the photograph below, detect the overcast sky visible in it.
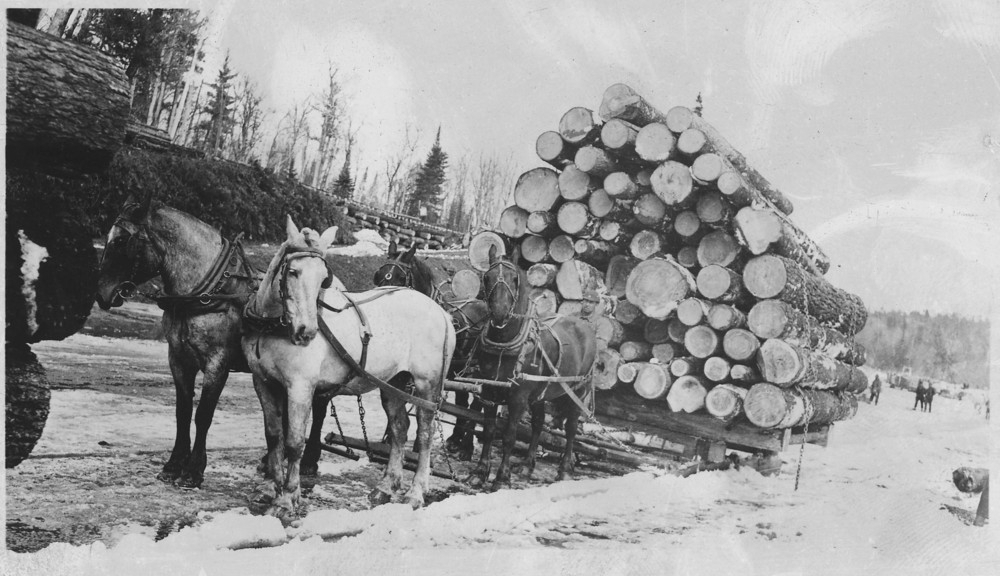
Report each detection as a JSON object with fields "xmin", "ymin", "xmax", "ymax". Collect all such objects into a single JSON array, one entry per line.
[{"xmin": 91, "ymin": 1, "xmax": 1000, "ymax": 318}]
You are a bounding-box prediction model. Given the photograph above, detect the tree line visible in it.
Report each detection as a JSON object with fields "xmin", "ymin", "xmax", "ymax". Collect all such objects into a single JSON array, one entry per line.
[
  {"xmin": 24, "ymin": 7, "xmax": 515, "ymax": 235},
  {"xmin": 855, "ymin": 310, "xmax": 989, "ymax": 388}
]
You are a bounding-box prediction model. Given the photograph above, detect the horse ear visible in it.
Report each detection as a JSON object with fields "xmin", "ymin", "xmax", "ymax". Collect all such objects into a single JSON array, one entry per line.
[
  {"xmin": 319, "ymin": 225, "xmax": 339, "ymax": 249},
  {"xmin": 488, "ymin": 244, "xmax": 499, "ymax": 265},
  {"xmin": 387, "ymin": 240, "xmax": 398, "ymax": 257},
  {"xmin": 404, "ymin": 244, "xmax": 417, "ymax": 261},
  {"xmin": 285, "ymin": 215, "xmax": 300, "ymax": 240}
]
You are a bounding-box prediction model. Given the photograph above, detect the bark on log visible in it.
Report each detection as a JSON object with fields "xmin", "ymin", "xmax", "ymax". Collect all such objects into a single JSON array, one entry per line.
[
  {"xmin": 669, "ymin": 357, "xmax": 703, "ymax": 377},
  {"xmin": 617, "ymin": 362, "xmax": 639, "ymax": 385},
  {"xmin": 527, "ymin": 210, "xmax": 559, "ymax": 237},
  {"xmin": 744, "ymin": 383, "xmax": 858, "ymax": 429},
  {"xmin": 520, "ymin": 234, "xmax": 551, "ymax": 264},
  {"xmin": 696, "ymin": 191, "xmax": 732, "ymax": 225},
  {"xmin": 593, "ymin": 315, "xmax": 627, "ymax": 348},
  {"xmin": 574, "ymin": 238, "xmax": 619, "ymax": 267},
  {"xmin": 723, "ymin": 328, "xmax": 761, "ymax": 362},
  {"xmin": 697, "ymin": 230, "xmax": 742, "ymax": 268},
  {"xmin": 697, "ymin": 265, "xmax": 746, "ymax": 303},
  {"xmin": 747, "ymin": 299, "xmax": 867, "ymax": 365},
  {"xmin": 691, "ymin": 152, "xmax": 726, "ymax": 185},
  {"xmin": 527, "ymin": 288, "xmax": 559, "ymax": 316},
  {"xmin": 663, "ymin": 105, "xmax": 795, "ymax": 216},
  {"xmin": 652, "ymin": 342, "xmax": 679, "ymax": 364},
  {"xmin": 676, "ymin": 246, "xmax": 699, "ymax": 269},
  {"xmin": 604, "ymin": 171, "xmax": 643, "ymax": 200},
  {"xmin": 707, "ymin": 304, "xmax": 746, "ymax": 331},
  {"xmin": 606, "ymin": 254, "xmax": 640, "ymax": 298},
  {"xmin": 468, "ymin": 231, "xmax": 508, "ymax": 271},
  {"xmin": 614, "ymin": 299, "xmax": 644, "ymax": 326},
  {"xmin": 666, "ymin": 375, "xmax": 709, "ymax": 413},
  {"xmin": 703, "ymin": 356, "xmax": 732, "ymax": 383},
  {"xmin": 575, "ymin": 146, "xmax": 619, "ymax": 177},
  {"xmin": 513, "ymin": 167, "xmax": 562, "ymax": 213},
  {"xmin": 548, "ymin": 235, "xmax": 577, "ymax": 263},
  {"xmin": 705, "ymin": 383, "xmax": 747, "ymax": 422},
  {"xmin": 536, "ymin": 130, "xmax": 576, "ymax": 169},
  {"xmin": 651, "ymin": 160, "xmax": 695, "ymax": 206},
  {"xmin": 734, "ymin": 206, "xmax": 830, "ymax": 275},
  {"xmin": 556, "ymin": 260, "xmax": 606, "ymax": 301},
  {"xmin": 676, "ymin": 128, "xmax": 708, "ymax": 157},
  {"xmin": 625, "ymin": 256, "xmax": 695, "ymax": 319},
  {"xmin": 632, "ymin": 193, "xmax": 669, "ymax": 227},
  {"xmin": 527, "ymin": 263, "xmax": 559, "ymax": 288},
  {"xmin": 556, "ymin": 201, "xmax": 596, "ymax": 236},
  {"xmin": 684, "ymin": 325, "xmax": 720, "ymax": 359},
  {"xmin": 451, "ymin": 269, "xmax": 483, "ymax": 300},
  {"xmin": 7, "ymin": 21, "xmax": 130, "ymax": 174},
  {"xmin": 953, "ymin": 467, "xmax": 989, "ymax": 493},
  {"xmin": 558, "ymin": 164, "xmax": 598, "ymax": 201},
  {"xmin": 742, "ymin": 255, "xmax": 867, "ymax": 336},
  {"xmin": 499, "ymin": 205, "xmax": 529, "ymax": 239},
  {"xmin": 593, "ymin": 347, "xmax": 623, "ymax": 391},
  {"xmin": 757, "ymin": 339, "xmax": 868, "ymax": 393},
  {"xmin": 644, "ymin": 318, "xmax": 672, "ymax": 344},
  {"xmin": 635, "ymin": 123, "xmax": 676, "ymax": 162},
  {"xmin": 729, "ymin": 364, "xmax": 759, "ymax": 384},
  {"xmin": 600, "ymin": 118, "xmax": 640, "ymax": 154},
  {"xmin": 633, "ymin": 362, "xmax": 672, "ymax": 400},
  {"xmin": 629, "ymin": 229, "xmax": 666, "ymax": 260},
  {"xmin": 620, "ymin": 340, "xmax": 654, "ymax": 362},
  {"xmin": 676, "ymin": 297, "xmax": 711, "ymax": 327},
  {"xmin": 558, "ymin": 106, "xmax": 600, "ymax": 145},
  {"xmin": 599, "ymin": 83, "xmax": 669, "ymax": 126}
]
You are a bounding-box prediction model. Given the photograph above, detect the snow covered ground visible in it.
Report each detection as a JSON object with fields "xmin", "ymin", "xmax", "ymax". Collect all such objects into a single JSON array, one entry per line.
[{"xmin": 6, "ymin": 387, "xmax": 995, "ymax": 575}]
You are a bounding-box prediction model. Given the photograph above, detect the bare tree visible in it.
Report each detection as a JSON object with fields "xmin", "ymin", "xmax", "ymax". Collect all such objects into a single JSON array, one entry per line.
[
  {"xmin": 468, "ymin": 152, "xmax": 516, "ymax": 232},
  {"xmin": 382, "ymin": 124, "xmax": 422, "ymax": 211},
  {"xmin": 269, "ymin": 99, "xmax": 312, "ymax": 178},
  {"xmin": 229, "ymin": 76, "xmax": 266, "ymax": 163}
]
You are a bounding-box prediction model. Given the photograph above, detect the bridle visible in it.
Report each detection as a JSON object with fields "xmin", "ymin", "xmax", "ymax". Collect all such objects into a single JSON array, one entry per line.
[
  {"xmin": 374, "ymin": 259, "xmax": 413, "ymax": 288},
  {"xmin": 245, "ymin": 247, "xmax": 334, "ymax": 331},
  {"xmin": 101, "ymin": 210, "xmax": 161, "ymax": 302},
  {"xmin": 484, "ymin": 259, "xmax": 522, "ymax": 329}
]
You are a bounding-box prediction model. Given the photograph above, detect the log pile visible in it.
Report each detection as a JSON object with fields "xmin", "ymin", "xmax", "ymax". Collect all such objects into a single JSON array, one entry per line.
[{"xmin": 472, "ymin": 83, "xmax": 869, "ymax": 448}]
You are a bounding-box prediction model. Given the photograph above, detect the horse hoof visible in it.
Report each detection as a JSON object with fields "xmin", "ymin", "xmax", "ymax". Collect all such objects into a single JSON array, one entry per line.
[
  {"xmin": 265, "ymin": 505, "xmax": 295, "ymax": 521},
  {"xmin": 300, "ymin": 463, "xmax": 319, "ymax": 477},
  {"xmin": 174, "ymin": 472, "xmax": 203, "ymax": 489},
  {"xmin": 404, "ymin": 496, "xmax": 424, "ymax": 510},
  {"xmin": 457, "ymin": 450, "xmax": 473, "ymax": 462},
  {"xmin": 249, "ymin": 483, "xmax": 277, "ymax": 507},
  {"xmin": 156, "ymin": 468, "xmax": 181, "ymax": 483},
  {"xmin": 368, "ymin": 488, "xmax": 393, "ymax": 507}
]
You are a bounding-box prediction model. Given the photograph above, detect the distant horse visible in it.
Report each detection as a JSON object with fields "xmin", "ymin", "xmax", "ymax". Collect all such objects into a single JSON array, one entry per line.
[
  {"xmin": 243, "ymin": 217, "xmax": 455, "ymax": 516},
  {"xmin": 373, "ymin": 240, "xmax": 488, "ymax": 460},
  {"xmin": 95, "ymin": 195, "xmax": 335, "ymax": 487},
  {"xmin": 470, "ymin": 245, "xmax": 598, "ymax": 490}
]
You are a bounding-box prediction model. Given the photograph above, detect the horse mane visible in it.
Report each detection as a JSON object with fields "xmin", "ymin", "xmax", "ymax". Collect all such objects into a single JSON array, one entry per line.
[{"xmin": 407, "ymin": 254, "xmax": 435, "ymax": 295}]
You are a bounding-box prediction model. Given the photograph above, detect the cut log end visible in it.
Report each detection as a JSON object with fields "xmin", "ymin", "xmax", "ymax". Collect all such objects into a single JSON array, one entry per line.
[
  {"xmin": 696, "ymin": 230, "xmax": 741, "ymax": 268},
  {"xmin": 757, "ymin": 338, "xmax": 805, "ymax": 386},
  {"xmin": 666, "ymin": 375, "xmax": 708, "ymax": 413},
  {"xmin": 691, "ymin": 153, "xmax": 724, "ymax": 184},
  {"xmin": 743, "ymin": 383, "xmax": 791, "ymax": 429},
  {"xmin": 665, "ymin": 106, "xmax": 695, "ymax": 133},
  {"xmin": 625, "ymin": 257, "xmax": 695, "ymax": 319},
  {"xmin": 513, "ymin": 167, "xmax": 561, "ymax": 213},
  {"xmin": 558, "ymin": 106, "xmax": 598, "ymax": 144},
  {"xmin": 468, "ymin": 231, "xmax": 507, "ymax": 271},
  {"xmin": 651, "ymin": 161, "xmax": 694, "ymax": 206},
  {"xmin": 635, "ymin": 123, "xmax": 676, "ymax": 162},
  {"xmin": 696, "ymin": 265, "xmax": 743, "ymax": 302},
  {"xmin": 722, "ymin": 328, "xmax": 761, "ymax": 362},
  {"xmin": 633, "ymin": 363, "xmax": 671, "ymax": 400},
  {"xmin": 499, "ymin": 205, "xmax": 529, "ymax": 239},
  {"xmin": 558, "ymin": 164, "xmax": 596, "ymax": 201}
]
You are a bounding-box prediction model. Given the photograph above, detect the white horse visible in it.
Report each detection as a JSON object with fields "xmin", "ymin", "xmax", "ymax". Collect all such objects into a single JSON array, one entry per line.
[{"xmin": 243, "ymin": 217, "xmax": 456, "ymax": 516}]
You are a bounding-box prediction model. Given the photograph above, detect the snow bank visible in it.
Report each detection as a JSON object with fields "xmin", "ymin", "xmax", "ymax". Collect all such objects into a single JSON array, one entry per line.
[{"xmin": 326, "ymin": 229, "xmax": 389, "ymax": 257}]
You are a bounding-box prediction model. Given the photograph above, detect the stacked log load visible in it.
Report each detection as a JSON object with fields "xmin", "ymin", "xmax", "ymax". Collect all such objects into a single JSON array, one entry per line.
[{"xmin": 470, "ymin": 83, "xmax": 868, "ymax": 438}]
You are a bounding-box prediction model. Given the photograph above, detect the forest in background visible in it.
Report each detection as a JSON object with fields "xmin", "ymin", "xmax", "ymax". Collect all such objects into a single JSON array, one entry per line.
[{"xmin": 855, "ymin": 310, "xmax": 990, "ymax": 388}]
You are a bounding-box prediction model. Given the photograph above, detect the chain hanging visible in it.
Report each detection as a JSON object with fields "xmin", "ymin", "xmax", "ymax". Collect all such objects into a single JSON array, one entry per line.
[
  {"xmin": 433, "ymin": 412, "xmax": 456, "ymax": 479},
  {"xmin": 328, "ymin": 400, "xmax": 357, "ymax": 459},
  {"xmin": 357, "ymin": 395, "xmax": 374, "ymax": 461}
]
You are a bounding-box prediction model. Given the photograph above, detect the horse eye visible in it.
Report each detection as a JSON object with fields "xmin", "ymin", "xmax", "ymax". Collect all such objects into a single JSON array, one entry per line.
[{"xmin": 288, "ymin": 268, "xmax": 300, "ymax": 277}]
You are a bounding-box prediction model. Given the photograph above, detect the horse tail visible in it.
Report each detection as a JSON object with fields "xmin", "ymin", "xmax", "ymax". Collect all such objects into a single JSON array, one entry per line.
[{"xmin": 436, "ymin": 306, "xmax": 456, "ymax": 404}]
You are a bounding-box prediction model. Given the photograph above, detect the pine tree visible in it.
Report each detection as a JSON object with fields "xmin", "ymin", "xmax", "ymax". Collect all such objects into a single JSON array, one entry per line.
[
  {"xmin": 332, "ymin": 147, "xmax": 355, "ymax": 199},
  {"xmin": 404, "ymin": 127, "xmax": 448, "ymax": 222},
  {"xmin": 694, "ymin": 92, "xmax": 704, "ymax": 117},
  {"xmin": 198, "ymin": 52, "xmax": 237, "ymax": 155}
]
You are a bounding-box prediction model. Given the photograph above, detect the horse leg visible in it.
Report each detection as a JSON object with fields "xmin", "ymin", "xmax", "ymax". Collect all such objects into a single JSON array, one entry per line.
[
  {"xmin": 301, "ymin": 391, "xmax": 333, "ymax": 477},
  {"xmin": 403, "ymin": 380, "xmax": 439, "ymax": 509},
  {"xmin": 176, "ymin": 357, "xmax": 230, "ymax": 489},
  {"xmin": 446, "ymin": 390, "xmax": 469, "ymax": 452},
  {"xmin": 370, "ymin": 391, "xmax": 409, "ymax": 506},
  {"xmin": 158, "ymin": 350, "xmax": 196, "ymax": 483},
  {"xmin": 556, "ymin": 398, "xmax": 580, "ymax": 481},
  {"xmin": 252, "ymin": 375, "xmax": 284, "ymax": 504},
  {"xmin": 492, "ymin": 390, "xmax": 528, "ymax": 491},
  {"xmin": 269, "ymin": 383, "xmax": 312, "ymax": 518},
  {"xmin": 466, "ymin": 401, "xmax": 498, "ymax": 487},
  {"xmin": 514, "ymin": 401, "xmax": 545, "ymax": 478},
  {"xmin": 456, "ymin": 396, "xmax": 480, "ymax": 461}
]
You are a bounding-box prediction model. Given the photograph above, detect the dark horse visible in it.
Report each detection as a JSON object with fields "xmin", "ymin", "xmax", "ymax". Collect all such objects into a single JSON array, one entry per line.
[
  {"xmin": 471, "ymin": 246, "xmax": 598, "ymax": 490},
  {"xmin": 373, "ymin": 240, "xmax": 488, "ymax": 460},
  {"xmin": 95, "ymin": 194, "xmax": 334, "ymax": 487}
]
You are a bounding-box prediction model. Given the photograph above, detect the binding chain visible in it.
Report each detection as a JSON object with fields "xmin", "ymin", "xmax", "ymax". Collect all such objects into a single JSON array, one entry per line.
[
  {"xmin": 357, "ymin": 395, "xmax": 373, "ymax": 460},
  {"xmin": 329, "ymin": 400, "xmax": 357, "ymax": 459},
  {"xmin": 434, "ymin": 412, "xmax": 456, "ymax": 479}
]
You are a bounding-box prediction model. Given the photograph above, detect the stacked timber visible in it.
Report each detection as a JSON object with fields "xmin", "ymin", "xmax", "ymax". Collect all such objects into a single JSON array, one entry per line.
[{"xmin": 470, "ymin": 83, "xmax": 869, "ymax": 442}]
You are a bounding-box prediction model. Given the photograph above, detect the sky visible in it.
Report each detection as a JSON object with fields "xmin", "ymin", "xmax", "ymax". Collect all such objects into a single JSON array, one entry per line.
[{"xmin": 35, "ymin": 0, "xmax": 1000, "ymax": 319}]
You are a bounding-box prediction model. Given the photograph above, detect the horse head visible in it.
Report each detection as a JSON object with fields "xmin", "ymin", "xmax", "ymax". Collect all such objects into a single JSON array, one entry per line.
[
  {"xmin": 96, "ymin": 191, "xmax": 162, "ymax": 309},
  {"xmin": 482, "ymin": 244, "xmax": 523, "ymax": 329},
  {"xmin": 263, "ymin": 216, "xmax": 338, "ymax": 345},
  {"xmin": 373, "ymin": 240, "xmax": 418, "ymax": 288}
]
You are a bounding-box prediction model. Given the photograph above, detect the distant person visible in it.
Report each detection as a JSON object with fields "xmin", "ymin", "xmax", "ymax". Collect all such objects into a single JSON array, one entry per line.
[
  {"xmin": 870, "ymin": 375, "xmax": 882, "ymax": 405},
  {"xmin": 925, "ymin": 384, "xmax": 936, "ymax": 413},
  {"xmin": 914, "ymin": 380, "xmax": 927, "ymax": 411}
]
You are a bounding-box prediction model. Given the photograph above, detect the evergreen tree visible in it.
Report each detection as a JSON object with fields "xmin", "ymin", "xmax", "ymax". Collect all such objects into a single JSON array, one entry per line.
[
  {"xmin": 404, "ymin": 127, "xmax": 448, "ymax": 222},
  {"xmin": 331, "ymin": 147, "xmax": 355, "ymax": 199},
  {"xmin": 198, "ymin": 53, "xmax": 237, "ymax": 155},
  {"xmin": 694, "ymin": 92, "xmax": 704, "ymax": 117}
]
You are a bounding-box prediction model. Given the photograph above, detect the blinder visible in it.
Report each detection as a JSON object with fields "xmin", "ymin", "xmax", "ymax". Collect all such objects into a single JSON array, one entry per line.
[
  {"xmin": 373, "ymin": 260, "xmax": 413, "ymax": 288},
  {"xmin": 484, "ymin": 259, "xmax": 522, "ymax": 329}
]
